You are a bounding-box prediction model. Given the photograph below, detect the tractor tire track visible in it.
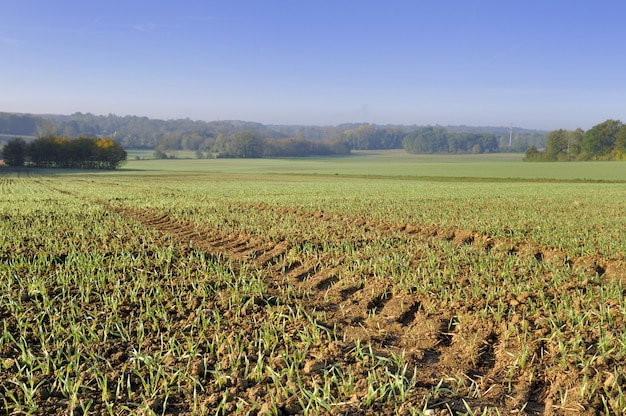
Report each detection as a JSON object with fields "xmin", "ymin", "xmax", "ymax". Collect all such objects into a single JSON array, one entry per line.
[
  {"xmin": 33, "ymin": 187, "xmax": 616, "ymax": 414},
  {"xmin": 101, "ymin": 203, "xmax": 530, "ymax": 412}
]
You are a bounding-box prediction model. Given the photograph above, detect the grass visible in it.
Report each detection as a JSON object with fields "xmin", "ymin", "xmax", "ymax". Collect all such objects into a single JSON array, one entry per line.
[{"xmin": 118, "ymin": 150, "xmax": 626, "ymax": 182}]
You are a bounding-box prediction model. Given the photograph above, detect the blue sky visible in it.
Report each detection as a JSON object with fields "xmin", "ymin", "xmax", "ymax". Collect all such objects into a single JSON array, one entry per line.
[{"xmin": 1, "ymin": 1, "xmax": 625, "ymax": 130}]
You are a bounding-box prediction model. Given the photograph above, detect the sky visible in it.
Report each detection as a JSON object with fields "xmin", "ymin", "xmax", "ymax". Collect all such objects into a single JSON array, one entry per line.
[{"xmin": 1, "ymin": 1, "xmax": 626, "ymax": 131}]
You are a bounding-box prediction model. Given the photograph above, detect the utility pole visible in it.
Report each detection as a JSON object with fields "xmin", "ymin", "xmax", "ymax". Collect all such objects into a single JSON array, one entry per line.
[{"xmin": 509, "ymin": 124, "xmax": 513, "ymax": 147}]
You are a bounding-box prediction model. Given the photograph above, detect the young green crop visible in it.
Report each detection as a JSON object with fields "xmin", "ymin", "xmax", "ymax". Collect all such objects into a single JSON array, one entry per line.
[{"xmin": 1, "ymin": 166, "xmax": 624, "ymax": 414}]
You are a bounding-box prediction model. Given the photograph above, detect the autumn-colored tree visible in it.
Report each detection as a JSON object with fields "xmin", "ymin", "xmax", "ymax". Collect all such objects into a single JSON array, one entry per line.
[
  {"xmin": 93, "ymin": 138, "xmax": 128, "ymax": 169},
  {"xmin": 26, "ymin": 135, "xmax": 126, "ymax": 169}
]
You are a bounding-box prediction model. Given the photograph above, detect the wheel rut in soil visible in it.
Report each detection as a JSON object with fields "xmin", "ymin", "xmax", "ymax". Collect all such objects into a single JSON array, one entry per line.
[
  {"xmin": 32, "ymin": 183, "xmax": 622, "ymax": 414},
  {"xmin": 6, "ymin": 176, "xmax": 623, "ymax": 414},
  {"xmin": 103, "ymin": 203, "xmax": 552, "ymax": 412}
]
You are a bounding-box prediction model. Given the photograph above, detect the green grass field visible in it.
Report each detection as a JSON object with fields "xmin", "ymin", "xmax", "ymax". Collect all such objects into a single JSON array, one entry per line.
[{"xmin": 122, "ymin": 150, "xmax": 626, "ymax": 182}]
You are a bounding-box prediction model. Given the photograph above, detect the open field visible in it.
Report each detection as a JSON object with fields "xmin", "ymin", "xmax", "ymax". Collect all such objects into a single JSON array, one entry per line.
[
  {"xmin": 122, "ymin": 151, "xmax": 626, "ymax": 182},
  {"xmin": 1, "ymin": 155, "xmax": 625, "ymax": 415}
]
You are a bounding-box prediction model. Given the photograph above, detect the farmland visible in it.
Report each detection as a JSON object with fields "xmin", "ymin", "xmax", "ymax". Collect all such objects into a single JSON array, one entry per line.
[{"xmin": 1, "ymin": 154, "xmax": 625, "ymax": 415}]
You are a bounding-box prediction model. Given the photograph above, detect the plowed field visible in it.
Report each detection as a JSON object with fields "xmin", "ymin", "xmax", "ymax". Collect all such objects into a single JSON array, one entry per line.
[{"xmin": 1, "ymin": 170, "xmax": 625, "ymax": 415}]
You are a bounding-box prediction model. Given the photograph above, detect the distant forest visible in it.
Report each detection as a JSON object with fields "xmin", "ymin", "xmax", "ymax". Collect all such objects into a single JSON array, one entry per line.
[{"xmin": 0, "ymin": 112, "xmax": 548, "ymax": 158}]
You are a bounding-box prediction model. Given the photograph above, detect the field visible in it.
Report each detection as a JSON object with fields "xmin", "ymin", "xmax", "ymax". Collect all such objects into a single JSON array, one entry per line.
[
  {"xmin": 125, "ymin": 151, "xmax": 626, "ymax": 181},
  {"xmin": 1, "ymin": 153, "xmax": 625, "ymax": 415}
]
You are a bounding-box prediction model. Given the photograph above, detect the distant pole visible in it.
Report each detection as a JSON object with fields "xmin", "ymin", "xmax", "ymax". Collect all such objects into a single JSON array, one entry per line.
[{"xmin": 509, "ymin": 124, "xmax": 513, "ymax": 147}]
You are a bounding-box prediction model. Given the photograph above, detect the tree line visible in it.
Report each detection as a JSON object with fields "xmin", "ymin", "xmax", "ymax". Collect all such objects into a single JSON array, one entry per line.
[
  {"xmin": 196, "ymin": 127, "xmax": 501, "ymax": 158},
  {"xmin": 153, "ymin": 123, "xmax": 504, "ymax": 155},
  {"xmin": 524, "ymin": 119, "xmax": 626, "ymax": 161},
  {"xmin": 402, "ymin": 126, "xmax": 499, "ymax": 154},
  {"xmin": 0, "ymin": 112, "xmax": 548, "ymax": 154},
  {"xmin": 153, "ymin": 131, "xmax": 351, "ymax": 158},
  {"xmin": 0, "ymin": 113, "xmax": 53, "ymax": 137},
  {"xmin": 2, "ymin": 136, "xmax": 127, "ymax": 169}
]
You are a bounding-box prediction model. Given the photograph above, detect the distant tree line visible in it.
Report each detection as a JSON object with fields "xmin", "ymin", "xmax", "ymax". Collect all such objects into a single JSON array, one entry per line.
[
  {"xmin": 2, "ymin": 136, "xmax": 127, "ymax": 169},
  {"xmin": 0, "ymin": 113, "xmax": 53, "ymax": 137},
  {"xmin": 524, "ymin": 119, "xmax": 626, "ymax": 161},
  {"xmin": 340, "ymin": 125, "xmax": 406, "ymax": 149},
  {"xmin": 263, "ymin": 137, "xmax": 350, "ymax": 157},
  {"xmin": 402, "ymin": 126, "xmax": 499, "ymax": 154},
  {"xmin": 201, "ymin": 131, "xmax": 350, "ymax": 158},
  {"xmin": 158, "ymin": 125, "xmax": 500, "ymax": 157},
  {"xmin": 0, "ymin": 112, "xmax": 548, "ymax": 155}
]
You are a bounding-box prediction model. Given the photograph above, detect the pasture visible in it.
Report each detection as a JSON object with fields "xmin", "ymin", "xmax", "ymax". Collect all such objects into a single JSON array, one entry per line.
[
  {"xmin": 1, "ymin": 152, "xmax": 625, "ymax": 415},
  {"xmin": 124, "ymin": 151, "xmax": 626, "ymax": 181}
]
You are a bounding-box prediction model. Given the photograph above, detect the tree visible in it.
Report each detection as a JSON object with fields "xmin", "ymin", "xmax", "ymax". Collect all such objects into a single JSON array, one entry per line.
[
  {"xmin": 340, "ymin": 125, "xmax": 407, "ymax": 150},
  {"xmin": 523, "ymin": 145, "xmax": 541, "ymax": 161},
  {"xmin": 263, "ymin": 137, "xmax": 350, "ymax": 157},
  {"xmin": 402, "ymin": 127, "xmax": 497, "ymax": 154},
  {"xmin": 28, "ymin": 135, "xmax": 69, "ymax": 167},
  {"xmin": 93, "ymin": 138, "xmax": 127, "ymax": 169},
  {"xmin": 545, "ymin": 129, "xmax": 569, "ymax": 160},
  {"xmin": 2, "ymin": 137, "xmax": 27, "ymax": 166},
  {"xmin": 154, "ymin": 149, "xmax": 168, "ymax": 159},
  {"xmin": 229, "ymin": 131, "xmax": 263, "ymax": 158},
  {"xmin": 212, "ymin": 133, "xmax": 229, "ymax": 155},
  {"xmin": 581, "ymin": 119, "xmax": 622, "ymax": 159},
  {"xmin": 524, "ymin": 122, "xmax": 626, "ymax": 162},
  {"xmin": 0, "ymin": 113, "xmax": 40, "ymax": 136},
  {"xmin": 25, "ymin": 135, "xmax": 126, "ymax": 169},
  {"xmin": 403, "ymin": 126, "xmax": 448, "ymax": 154},
  {"xmin": 567, "ymin": 128, "xmax": 584, "ymax": 159},
  {"xmin": 615, "ymin": 125, "xmax": 626, "ymax": 154},
  {"xmin": 68, "ymin": 136, "xmax": 97, "ymax": 167}
]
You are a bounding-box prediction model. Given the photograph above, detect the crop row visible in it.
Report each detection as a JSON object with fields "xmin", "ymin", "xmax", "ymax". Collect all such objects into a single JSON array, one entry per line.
[{"xmin": 1, "ymin": 174, "xmax": 625, "ymax": 415}]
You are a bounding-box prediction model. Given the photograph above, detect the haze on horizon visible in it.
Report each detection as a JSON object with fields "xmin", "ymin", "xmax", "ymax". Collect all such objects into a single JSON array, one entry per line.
[{"xmin": 1, "ymin": 1, "xmax": 625, "ymax": 131}]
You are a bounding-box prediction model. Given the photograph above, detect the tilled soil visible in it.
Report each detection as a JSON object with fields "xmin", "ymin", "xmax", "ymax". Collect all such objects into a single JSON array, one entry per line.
[
  {"xmin": 2, "ymin": 187, "xmax": 625, "ymax": 415},
  {"xmin": 107, "ymin": 203, "xmax": 624, "ymax": 414}
]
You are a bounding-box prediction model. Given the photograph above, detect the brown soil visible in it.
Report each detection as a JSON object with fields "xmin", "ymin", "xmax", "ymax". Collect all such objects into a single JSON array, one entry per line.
[
  {"xmin": 2, "ymin": 188, "xmax": 624, "ymax": 415},
  {"xmin": 102, "ymin": 202, "xmax": 623, "ymax": 414}
]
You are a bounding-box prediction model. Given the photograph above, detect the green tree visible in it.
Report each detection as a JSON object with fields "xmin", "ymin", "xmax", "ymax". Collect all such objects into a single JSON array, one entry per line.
[
  {"xmin": 403, "ymin": 126, "xmax": 448, "ymax": 154},
  {"xmin": 28, "ymin": 135, "xmax": 70, "ymax": 167},
  {"xmin": 581, "ymin": 119, "xmax": 622, "ymax": 159},
  {"xmin": 567, "ymin": 128, "xmax": 584, "ymax": 158},
  {"xmin": 523, "ymin": 145, "xmax": 542, "ymax": 161},
  {"xmin": 155, "ymin": 134, "xmax": 181, "ymax": 152},
  {"xmin": 2, "ymin": 137, "xmax": 27, "ymax": 166},
  {"xmin": 615, "ymin": 125, "xmax": 626, "ymax": 153},
  {"xmin": 212, "ymin": 133, "xmax": 229, "ymax": 155},
  {"xmin": 230, "ymin": 131, "xmax": 263, "ymax": 158},
  {"xmin": 68, "ymin": 136, "xmax": 97, "ymax": 167},
  {"xmin": 545, "ymin": 129, "xmax": 569, "ymax": 160}
]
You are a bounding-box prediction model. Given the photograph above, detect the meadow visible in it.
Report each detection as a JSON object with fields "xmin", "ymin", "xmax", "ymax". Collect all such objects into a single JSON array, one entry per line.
[
  {"xmin": 1, "ymin": 152, "xmax": 625, "ymax": 415},
  {"xmin": 125, "ymin": 150, "xmax": 626, "ymax": 181}
]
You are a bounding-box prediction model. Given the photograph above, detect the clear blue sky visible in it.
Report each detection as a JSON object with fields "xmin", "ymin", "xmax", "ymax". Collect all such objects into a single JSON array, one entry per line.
[{"xmin": 1, "ymin": 1, "xmax": 625, "ymax": 130}]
